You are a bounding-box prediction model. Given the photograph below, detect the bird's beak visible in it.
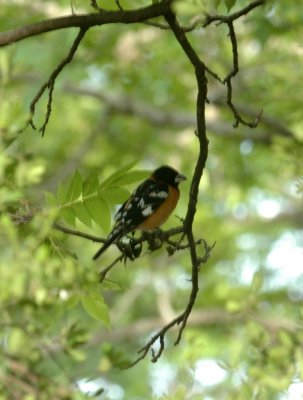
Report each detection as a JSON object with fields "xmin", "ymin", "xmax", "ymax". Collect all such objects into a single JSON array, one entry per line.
[{"xmin": 175, "ymin": 173, "xmax": 187, "ymax": 183}]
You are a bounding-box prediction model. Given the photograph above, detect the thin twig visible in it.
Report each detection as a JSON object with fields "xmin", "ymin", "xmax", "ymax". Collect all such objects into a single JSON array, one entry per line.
[
  {"xmin": 126, "ymin": 312, "xmax": 185, "ymax": 367},
  {"xmin": 53, "ymin": 222, "xmax": 188, "ymax": 283},
  {"xmin": 28, "ymin": 28, "xmax": 87, "ymax": 135},
  {"xmin": 144, "ymin": 19, "xmax": 200, "ymax": 33},
  {"xmin": 115, "ymin": 0, "xmax": 123, "ymax": 11},
  {"xmin": 224, "ymin": 22, "xmax": 238, "ymax": 82},
  {"xmin": 127, "ymin": 239, "xmax": 215, "ymax": 366},
  {"xmin": 99, "ymin": 255, "xmax": 125, "ymax": 282},
  {"xmin": 90, "ymin": 0, "xmax": 103, "ymax": 12},
  {"xmin": 97, "ymin": 226, "xmax": 185, "ymax": 281},
  {"xmin": 203, "ymin": 0, "xmax": 265, "ymax": 27},
  {"xmin": 203, "ymin": 2, "xmax": 265, "ymax": 128},
  {"xmin": 53, "ymin": 223, "xmax": 105, "ymax": 243},
  {"xmin": 224, "ymin": 21, "xmax": 262, "ymax": 128}
]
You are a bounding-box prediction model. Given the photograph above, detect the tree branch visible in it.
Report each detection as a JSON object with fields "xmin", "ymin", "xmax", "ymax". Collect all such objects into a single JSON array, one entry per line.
[
  {"xmin": 203, "ymin": 1, "xmax": 265, "ymax": 128},
  {"xmin": 203, "ymin": 0, "xmax": 265, "ymax": 27},
  {"xmin": 224, "ymin": 21, "xmax": 262, "ymax": 128},
  {"xmin": 53, "ymin": 222, "xmax": 105, "ymax": 243},
  {"xmin": 165, "ymin": 7, "xmax": 209, "ymax": 345},
  {"xmin": 126, "ymin": 241, "xmax": 214, "ymax": 368},
  {"xmin": 97, "ymin": 226, "xmax": 186, "ymax": 281},
  {"xmin": 0, "ymin": 2, "xmax": 170, "ymax": 47},
  {"xmin": 0, "ymin": 1, "xmax": 172, "ymax": 135},
  {"xmin": 29, "ymin": 28, "xmax": 87, "ymax": 135},
  {"xmin": 211, "ymin": 94, "xmax": 298, "ymax": 141},
  {"xmin": 5, "ymin": 70, "xmax": 298, "ymax": 142}
]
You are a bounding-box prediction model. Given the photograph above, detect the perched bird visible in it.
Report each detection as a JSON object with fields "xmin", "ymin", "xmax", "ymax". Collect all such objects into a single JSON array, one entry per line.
[{"xmin": 93, "ymin": 165, "xmax": 186, "ymax": 260}]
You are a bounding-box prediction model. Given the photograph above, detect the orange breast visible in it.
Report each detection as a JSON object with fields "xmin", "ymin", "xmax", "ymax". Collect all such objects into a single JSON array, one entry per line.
[{"xmin": 138, "ymin": 186, "xmax": 180, "ymax": 231}]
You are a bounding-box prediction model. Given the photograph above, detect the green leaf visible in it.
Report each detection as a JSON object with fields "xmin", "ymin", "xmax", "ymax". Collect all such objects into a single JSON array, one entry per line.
[
  {"xmin": 224, "ymin": 0, "xmax": 236, "ymax": 12},
  {"xmin": 72, "ymin": 201, "xmax": 92, "ymax": 228},
  {"xmin": 101, "ymin": 279, "xmax": 123, "ymax": 291},
  {"xmin": 68, "ymin": 169, "xmax": 82, "ymax": 201},
  {"xmin": 100, "ymin": 160, "xmax": 138, "ymax": 187},
  {"xmin": 64, "ymin": 294, "xmax": 80, "ymax": 310},
  {"xmin": 83, "ymin": 172, "xmax": 99, "ymax": 196},
  {"xmin": 56, "ymin": 294, "xmax": 80, "ymax": 316},
  {"xmin": 66, "ymin": 348, "xmax": 87, "ymax": 362},
  {"xmin": 226, "ymin": 300, "xmax": 242, "ymax": 313},
  {"xmin": 110, "ymin": 170, "xmax": 149, "ymax": 186},
  {"xmin": 84, "ymin": 196, "xmax": 111, "ymax": 232},
  {"xmin": 57, "ymin": 182, "xmax": 68, "ymax": 205},
  {"xmin": 101, "ymin": 186, "xmax": 130, "ymax": 205},
  {"xmin": 60, "ymin": 206, "xmax": 76, "ymax": 227},
  {"xmin": 81, "ymin": 293, "xmax": 110, "ymax": 328},
  {"xmin": 214, "ymin": 0, "xmax": 222, "ymax": 9},
  {"xmin": 44, "ymin": 191, "xmax": 57, "ymax": 208},
  {"xmin": 278, "ymin": 330, "xmax": 293, "ymax": 349},
  {"xmin": 7, "ymin": 328, "xmax": 26, "ymax": 354}
]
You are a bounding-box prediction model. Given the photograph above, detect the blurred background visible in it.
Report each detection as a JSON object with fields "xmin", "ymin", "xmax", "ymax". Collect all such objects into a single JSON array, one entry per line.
[{"xmin": 0, "ymin": 0, "xmax": 302, "ymax": 399}]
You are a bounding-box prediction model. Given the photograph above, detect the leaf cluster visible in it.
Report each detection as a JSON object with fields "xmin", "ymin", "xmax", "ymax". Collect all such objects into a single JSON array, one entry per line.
[{"xmin": 45, "ymin": 161, "xmax": 149, "ymax": 232}]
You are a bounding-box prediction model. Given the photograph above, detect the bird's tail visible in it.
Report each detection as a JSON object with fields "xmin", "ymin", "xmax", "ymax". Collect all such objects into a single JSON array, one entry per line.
[
  {"xmin": 92, "ymin": 230, "xmax": 121, "ymax": 260},
  {"xmin": 92, "ymin": 241, "xmax": 112, "ymax": 261}
]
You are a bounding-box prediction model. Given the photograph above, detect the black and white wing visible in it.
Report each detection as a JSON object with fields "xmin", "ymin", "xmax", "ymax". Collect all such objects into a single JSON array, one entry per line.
[{"xmin": 113, "ymin": 178, "xmax": 169, "ymax": 235}]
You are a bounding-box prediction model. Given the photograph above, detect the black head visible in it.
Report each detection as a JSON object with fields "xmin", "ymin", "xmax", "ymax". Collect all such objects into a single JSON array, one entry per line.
[{"xmin": 152, "ymin": 165, "xmax": 187, "ymax": 188}]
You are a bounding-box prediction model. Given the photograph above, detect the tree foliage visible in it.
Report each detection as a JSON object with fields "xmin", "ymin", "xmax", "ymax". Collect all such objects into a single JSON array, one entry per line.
[{"xmin": 0, "ymin": 0, "xmax": 303, "ymax": 399}]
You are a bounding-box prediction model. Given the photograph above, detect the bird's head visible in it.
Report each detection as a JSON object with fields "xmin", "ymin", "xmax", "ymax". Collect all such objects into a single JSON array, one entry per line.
[{"xmin": 152, "ymin": 165, "xmax": 187, "ymax": 188}]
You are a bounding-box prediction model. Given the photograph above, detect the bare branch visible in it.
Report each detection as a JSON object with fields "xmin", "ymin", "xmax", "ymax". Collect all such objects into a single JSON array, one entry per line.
[
  {"xmin": 53, "ymin": 222, "xmax": 187, "ymax": 283},
  {"xmin": 224, "ymin": 21, "xmax": 262, "ymax": 128},
  {"xmin": 0, "ymin": 2, "xmax": 170, "ymax": 47},
  {"xmin": 144, "ymin": 19, "xmax": 201, "ymax": 33},
  {"xmin": 203, "ymin": 2, "xmax": 266, "ymax": 128},
  {"xmin": 127, "ymin": 240, "xmax": 215, "ymax": 367},
  {"xmin": 98, "ymin": 226, "xmax": 185, "ymax": 281},
  {"xmin": 115, "ymin": 0, "xmax": 123, "ymax": 12},
  {"xmin": 53, "ymin": 223, "xmax": 105, "ymax": 243},
  {"xmin": 90, "ymin": 0, "xmax": 104, "ymax": 12},
  {"xmin": 203, "ymin": 0, "xmax": 265, "ymax": 27},
  {"xmin": 127, "ymin": 312, "xmax": 185, "ymax": 367},
  {"xmin": 99, "ymin": 255, "xmax": 125, "ymax": 282},
  {"xmin": 7, "ymin": 71, "xmax": 297, "ymax": 142},
  {"xmin": 224, "ymin": 22, "xmax": 239, "ymax": 82},
  {"xmin": 211, "ymin": 94, "xmax": 299, "ymax": 142},
  {"xmin": 165, "ymin": 7, "xmax": 209, "ymax": 345},
  {"xmin": 29, "ymin": 28, "xmax": 87, "ymax": 135}
]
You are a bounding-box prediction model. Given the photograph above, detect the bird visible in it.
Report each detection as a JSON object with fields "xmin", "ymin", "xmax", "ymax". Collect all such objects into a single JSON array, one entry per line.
[{"xmin": 93, "ymin": 165, "xmax": 186, "ymax": 260}]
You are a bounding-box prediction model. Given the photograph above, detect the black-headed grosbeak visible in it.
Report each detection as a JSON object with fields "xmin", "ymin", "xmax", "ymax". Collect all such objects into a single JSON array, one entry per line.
[{"xmin": 93, "ymin": 165, "xmax": 186, "ymax": 260}]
